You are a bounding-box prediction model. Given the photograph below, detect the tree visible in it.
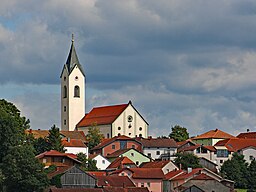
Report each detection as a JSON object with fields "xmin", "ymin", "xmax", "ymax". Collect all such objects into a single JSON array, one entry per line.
[
  {"xmin": 248, "ymin": 159, "xmax": 256, "ymax": 191},
  {"xmin": 2, "ymin": 145, "xmax": 49, "ymax": 192},
  {"xmin": 86, "ymin": 123, "xmax": 104, "ymax": 150},
  {"xmin": 0, "ymin": 99, "xmax": 49, "ymax": 191},
  {"xmin": 33, "ymin": 137, "xmax": 51, "ymax": 155},
  {"xmin": 0, "ymin": 99, "xmax": 30, "ymax": 162},
  {"xmin": 221, "ymin": 152, "xmax": 249, "ymax": 189},
  {"xmin": 169, "ymin": 125, "xmax": 189, "ymax": 142},
  {"xmin": 174, "ymin": 153, "xmax": 202, "ymax": 170},
  {"xmin": 77, "ymin": 153, "xmax": 98, "ymax": 171},
  {"xmin": 47, "ymin": 124, "xmax": 65, "ymax": 152}
]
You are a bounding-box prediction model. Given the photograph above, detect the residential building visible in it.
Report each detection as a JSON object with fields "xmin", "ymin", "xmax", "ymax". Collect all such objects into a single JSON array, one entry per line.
[
  {"xmin": 106, "ymin": 148, "xmax": 151, "ymax": 166},
  {"xmin": 192, "ymin": 128, "xmax": 235, "ymax": 146},
  {"xmin": 89, "ymin": 154, "xmax": 111, "ymax": 170},
  {"xmin": 112, "ymin": 168, "xmax": 165, "ymax": 192},
  {"xmin": 77, "ymin": 101, "xmax": 149, "ymax": 138},
  {"xmin": 237, "ymin": 131, "xmax": 256, "ymax": 139},
  {"xmin": 140, "ymin": 160, "xmax": 178, "ymax": 174},
  {"xmin": 62, "ymin": 138, "xmax": 88, "ymax": 155},
  {"xmin": 136, "ymin": 137, "xmax": 177, "ymax": 160},
  {"xmin": 107, "ymin": 156, "xmax": 137, "ymax": 170},
  {"xmin": 91, "ymin": 135, "xmax": 142, "ymax": 156},
  {"xmin": 36, "ymin": 150, "xmax": 81, "ymax": 167}
]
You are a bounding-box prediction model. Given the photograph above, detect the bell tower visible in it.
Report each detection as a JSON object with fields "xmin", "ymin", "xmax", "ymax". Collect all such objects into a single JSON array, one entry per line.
[{"xmin": 60, "ymin": 34, "xmax": 85, "ymax": 131}]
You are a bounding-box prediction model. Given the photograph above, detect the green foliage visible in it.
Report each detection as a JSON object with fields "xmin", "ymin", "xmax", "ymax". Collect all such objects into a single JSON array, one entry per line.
[
  {"xmin": 50, "ymin": 174, "xmax": 62, "ymax": 188},
  {"xmin": 86, "ymin": 123, "xmax": 104, "ymax": 150},
  {"xmin": 44, "ymin": 165, "xmax": 57, "ymax": 174},
  {"xmin": 174, "ymin": 153, "xmax": 202, "ymax": 170},
  {"xmin": 77, "ymin": 152, "xmax": 98, "ymax": 171},
  {"xmin": 48, "ymin": 125, "xmax": 65, "ymax": 152},
  {"xmin": 0, "ymin": 99, "xmax": 30, "ymax": 163},
  {"xmin": 33, "ymin": 137, "xmax": 51, "ymax": 155},
  {"xmin": 169, "ymin": 125, "xmax": 189, "ymax": 142},
  {"xmin": 221, "ymin": 153, "xmax": 249, "ymax": 189},
  {"xmin": 2, "ymin": 145, "xmax": 49, "ymax": 192},
  {"xmin": 248, "ymin": 159, "xmax": 256, "ymax": 190},
  {"xmin": 0, "ymin": 99, "xmax": 49, "ymax": 191}
]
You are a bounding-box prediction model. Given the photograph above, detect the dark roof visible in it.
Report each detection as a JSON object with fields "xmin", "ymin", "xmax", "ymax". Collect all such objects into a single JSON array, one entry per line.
[
  {"xmin": 95, "ymin": 175, "xmax": 135, "ymax": 187},
  {"xmin": 136, "ymin": 137, "xmax": 177, "ymax": 148},
  {"xmin": 237, "ymin": 132, "xmax": 256, "ymax": 139},
  {"xmin": 64, "ymin": 37, "xmax": 85, "ymax": 76},
  {"xmin": 140, "ymin": 160, "xmax": 174, "ymax": 169}
]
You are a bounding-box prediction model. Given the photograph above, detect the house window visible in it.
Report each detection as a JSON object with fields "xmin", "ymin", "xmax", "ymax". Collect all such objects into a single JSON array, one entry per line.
[
  {"xmin": 131, "ymin": 153, "xmax": 134, "ymax": 157},
  {"xmin": 64, "ymin": 119, "xmax": 66, "ymax": 125},
  {"xmin": 64, "ymin": 76, "xmax": 66, "ymax": 81},
  {"xmin": 139, "ymin": 134, "xmax": 142, "ymax": 137},
  {"xmin": 102, "ymin": 160, "xmax": 105, "ymax": 164},
  {"xmin": 107, "ymin": 133, "xmax": 110, "ymax": 138},
  {"xmin": 129, "ymin": 133, "xmax": 131, "ymax": 136},
  {"xmin": 112, "ymin": 145, "xmax": 115, "ymax": 149},
  {"xmin": 147, "ymin": 153, "xmax": 151, "ymax": 158},
  {"xmin": 63, "ymin": 86, "xmax": 67, "ymax": 98},
  {"xmin": 217, "ymin": 149, "xmax": 229, "ymax": 157},
  {"xmin": 43, "ymin": 158, "xmax": 47, "ymax": 163},
  {"xmin": 147, "ymin": 182, "xmax": 150, "ymax": 187},
  {"xmin": 139, "ymin": 127, "xmax": 142, "ymax": 131},
  {"xmin": 156, "ymin": 151, "xmax": 160, "ymax": 155},
  {"xmin": 118, "ymin": 127, "xmax": 121, "ymax": 130},
  {"xmin": 250, "ymin": 156, "xmax": 255, "ymax": 160},
  {"xmin": 141, "ymin": 183, "xmax": 144, "ymax": 187},
  {"xmin": 121, "ymin": 173, "xmax": 124, "ymax": 176},
  {"xmin": 132, "ymin": 145, "xmax": 135, "ymax": 148},
  {"xmin": 220, "ymin": 160, "xmax": 223, "ymax": 164},
  {"xmin": 136, "ymin": 161, "xmax": 139, "ymax": 165},
  {"xmin": 74, "ymin": 85, "xmax": 80, "ymax": 97},
  {"xmin": 64, "ymin": 106, "xmax": 66, "ymax": 112}
]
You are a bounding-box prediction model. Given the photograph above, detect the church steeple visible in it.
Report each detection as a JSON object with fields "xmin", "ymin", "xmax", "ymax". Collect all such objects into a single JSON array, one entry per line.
[
  {"xmin": 61, "ymin": 34, "xmax": 86, "ymax": 131},
  {"xmin": 65, "ymin": 34, "xmax": 85, "ymax": 76}
]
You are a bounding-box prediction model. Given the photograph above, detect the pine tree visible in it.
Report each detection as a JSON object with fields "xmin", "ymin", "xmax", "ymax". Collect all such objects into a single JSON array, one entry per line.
[
  {"xmin": 86, "ymin": 123, "xmax": 104, "ymax": 150},
  {"xmin": 48, "ymin": 125, "xmax": 65, "ymax": 152}
]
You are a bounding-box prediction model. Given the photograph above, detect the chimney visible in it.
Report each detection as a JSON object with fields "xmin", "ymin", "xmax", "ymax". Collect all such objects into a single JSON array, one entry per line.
[
  {"xmin": 247, "ymin": 129, "xmax": 250, "ymax": 132},
  {"xmin": 148, "ymin": 136, "xmax": 152, "ymax": 139},
  {"xmin": 67, "ymin": 137, "xmax": 70, "ymax": 142},
  {"xmin": 187, "ymin": 167, "xmax": 192, "ymax": 173},
  {"xmin": 38, "ymin": 129, "xmax": 40, "ymax": 130}
]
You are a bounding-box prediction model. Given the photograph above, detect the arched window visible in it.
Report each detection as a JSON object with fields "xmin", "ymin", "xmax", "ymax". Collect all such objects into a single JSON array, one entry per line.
[
  {"xmin": 63, "ymin": 86, "xmax": 67, "ymax": 98},
  {"xmin": 74, "ymin": 85, "xmax": 80, "ymax": 97}
]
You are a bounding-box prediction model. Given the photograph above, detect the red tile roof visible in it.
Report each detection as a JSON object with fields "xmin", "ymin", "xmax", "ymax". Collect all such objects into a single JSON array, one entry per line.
[
  {"xmin": 140, "ymin": 160, "xmax": 173, "ymax": 169},
  {"xmin": 129, "ymin": 168, "xmax": 165, "ymax": 179},
  {"xmin": 237, "ymin": 132, "xmax": 256, "ymax": 139},
  {"xmin": 165, "ymin": 169, "xmax": 184, "ymax": 180},
  {"xmin": 36, "ymin": 150, "xmax": 80, "ymax": 163},
  {"xmin": 92, "ymin": 135, "xmax": 139, "ymax": 150},
  {"xmin": 62, "ymin": 138, "xmax": 87, "ymax": 147},
  {"xmin": 178, "ymin": 144, "xmax": 216, "ymax": 152},
  {"xmin": 192, "ymin": 129, "xmax": 235, "ymax": 140},
  {"xmin": 106, "ymin": 148, "xmax": 131, "ymax": 158},
  {"xmin": 50, "ymin": 188, "xmax": 103, "ymax": 192},
  {"xmin": 107, "ymin": 157, "xmax": 136, "ymax": 169},
  {"xmin": 76, "ymin": 103, "xmax": 129, "ymax": 127},
  {"xmin": 172, "ymin": 168, "xmax": 203, "ymax": 180},
  {"xmin": 136, "ymin": 137, "xmax": 177, "ymax": 148},
  {"xmin": 95, "ymin": 175, "xmax": 135, "ymax": 187},
  {"xmin": 215, "ymin": 138, "xmax": 256, "ymax": 152},
  {"xmin": 87, "ymin": 171, "xmax": 107, "ymax": 177},
  {"xmin": 103, "ymin": 187, "xmax": 149, "ymax": 192}
]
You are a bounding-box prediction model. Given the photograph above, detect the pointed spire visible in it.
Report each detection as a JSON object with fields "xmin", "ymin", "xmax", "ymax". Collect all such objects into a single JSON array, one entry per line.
[{"xmin": 65, "ymin": 34, "xmax": 85, "ymax": 76}]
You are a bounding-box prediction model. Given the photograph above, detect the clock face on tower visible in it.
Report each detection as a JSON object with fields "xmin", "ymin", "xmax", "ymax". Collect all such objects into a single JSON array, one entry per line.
[{"xmin": 128, "ymin": 115, "xmax": 133, "ymax": 122}]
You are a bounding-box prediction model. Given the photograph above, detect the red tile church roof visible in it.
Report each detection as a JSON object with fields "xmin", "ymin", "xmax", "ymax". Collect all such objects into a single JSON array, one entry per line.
[{"xmin": 76, "ymin": 103, "xmax": 129, "ymax": 127}]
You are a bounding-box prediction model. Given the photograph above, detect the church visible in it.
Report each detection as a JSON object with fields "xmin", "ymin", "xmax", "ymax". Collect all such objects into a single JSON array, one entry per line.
[{"xmin": 60, "ymin": 35, "xmax": 148, "ymax": 138}]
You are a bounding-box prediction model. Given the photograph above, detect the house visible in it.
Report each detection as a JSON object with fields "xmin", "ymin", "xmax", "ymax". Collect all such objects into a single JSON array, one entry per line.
[
  {"xmin": 76, "ymin": 101, "xmax": 149, "ymax": 138},
  {"xmin": 89, "ymin": 154, "xmax": 111, "ymax": 170},
  {"xmin": 198, "ymin": 157, "xmax": 218, "ymax": 173},
  {"xmin": 178, "ymin": 144, "xmax": 216, "ymax": 162},
  {"xmin": 106, "ymin": 148, "xmax": 151, "ymax": 166},
  {"xmin": 91, "ymin": 135, "xmax": 142, "ymax": 156},
  {"xmin": 36, "ymin": 150, "xmax": 81, "ymax": 167},
  {"xmin": 177, "ymin": 140, "xmax": 196, "ymax": 152},
  {"xmin": 136, "ymin": 137, "xmax": 177, "ymax": 160},
  {"xmin": 176, "ymin": 173, "xmax": 233, "ymax": 192},
  {"xmin": 111, "ymin": 168, "xmax": 165, "ymax": 192},
  {"xmin": 49, "ymin": 187, "xmax": 150, "ymax": 192},
  {"xmin": 163, "ymin": 169, "xmax": 184, "ymax": 192},
  {"xmin": 192, "ymin": 129, "xmax": 235, "ymax": 146},
  {"xmin": 214, "ymin": 138, "xmax": 256, "ymax": 167},
  {"xmin": 237, "ymin": 131, "xmax": 256, "ymax": 139},
  {"xmin": 140, "ymin": 160, "xmax": 178, "ymax": 174},
  {"xmin": 107, "ymin": 156, "xmax": 137, "ymax": 170},
  {"xmin": 62, "ymin": 138, "xmax": 88, "ymax": 155}
]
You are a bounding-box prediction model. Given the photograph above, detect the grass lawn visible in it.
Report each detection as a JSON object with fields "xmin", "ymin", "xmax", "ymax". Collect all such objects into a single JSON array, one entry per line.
[{"xmin": 235, "ymin": 189, "xmax": 247, "ymax": 192}]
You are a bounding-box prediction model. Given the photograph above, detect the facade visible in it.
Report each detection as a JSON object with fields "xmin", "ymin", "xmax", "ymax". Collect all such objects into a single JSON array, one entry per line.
[
  {"xmin": 90, "ymin": 154, "xmax": 111, "ymax": 170},
  {"xmin": 136, "ymin": 137, "xmax": 177, "ymax": 160},
  {"xmin": 62, "ymin": 138, "xmax": 88, "ymax": 155},
  {"xmin": 106, "ymin": 148, "xmax": 151, "ymax": 166},
  {"xmin": 61, "ymin": 36, "xmax": 85, "ymax": 131},
  {"xmin": 91, "ymin": 135, "xmax": 142, "ymax": 156},
  {"xmin": 77, "ymin": 101, "xmax": 148, "ymax": 138},
  {"xmin": 140, "ymin": 160, "xmax": 178, "ymax": 174}
]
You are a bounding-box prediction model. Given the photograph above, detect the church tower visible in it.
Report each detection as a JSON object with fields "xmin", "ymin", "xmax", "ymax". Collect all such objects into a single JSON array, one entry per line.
[{"xmin": 60, "ymin": 35, "xmax": 85, "ymax": 131}]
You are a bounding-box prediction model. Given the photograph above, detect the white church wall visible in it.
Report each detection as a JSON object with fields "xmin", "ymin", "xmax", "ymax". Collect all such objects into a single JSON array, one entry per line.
[{"xmin": 65, "ymin": 146, "xmax": 88, "ymax": 156}]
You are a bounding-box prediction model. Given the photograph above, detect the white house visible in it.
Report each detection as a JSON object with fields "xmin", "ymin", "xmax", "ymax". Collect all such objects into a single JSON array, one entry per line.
[
  {"xmin": 136, "ymin": 137, "xmax": 177, "ymax": 160},
  {"xmin": 62, "ymin": 138, "xmax": 88, "ymax": 156},
  {"xmin": 76, "ymin": 101, "xmax": 148, "ymax": 138},
  {"xmin": 89, "ymin": 154, "xmax": 111, "ymax": 170}
]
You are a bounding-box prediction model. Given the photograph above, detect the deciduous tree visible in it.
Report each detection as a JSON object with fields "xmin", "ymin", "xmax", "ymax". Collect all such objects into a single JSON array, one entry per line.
[
  {"xmin": 174, "ymin": 153, "xmax": 202, "ymax": 170},
  {"xmin": 86, "ymin": 123, "xmax": 104, "ymax": 150},
  {"xmin": 169, "ymin": 125, "xmax": 189, "ymax": 142},
  {"xmin": 77, "ymin": 152, "xmax": 98, "ymax": 171}
]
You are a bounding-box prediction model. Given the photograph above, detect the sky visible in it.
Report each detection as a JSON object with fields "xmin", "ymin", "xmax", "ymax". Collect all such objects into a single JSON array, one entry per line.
[{"xmin": 1, "ymin": 0, "xmax": 256, "ymax": 137}]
